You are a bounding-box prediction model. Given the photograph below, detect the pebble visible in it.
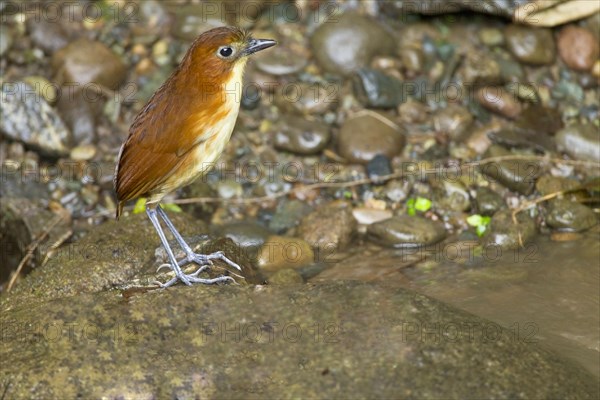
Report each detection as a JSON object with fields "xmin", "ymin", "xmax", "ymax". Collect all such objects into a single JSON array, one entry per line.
[
  {"xmin": 353, "ymin": 68, "xmax": 405, "ymax": 108},
  {"xmin": 475, "ymin": 187, "xmax": 505, "ymax": 216},
  {"xmin": 272, "ymin": 115, "xmax": 330, "ymax": 155},
  {"xmin": 535, "ymin": 176, "xmax": 580, "ymax": 196},
  {"xmin": 171, "ymin": 4, "xmax": 225, "ymax": 41},
  {"xmin": 366, "ymin": 154, "xmax": 392, "ymax": 183},
  {"xmin": 70, "ymin": 145, "xmax": 97, "ymax": 161},
  {"xmin": 297, "ymin": 201, "xmax": 356, "ymax": 251},
  {"xmin": 479, "ymin": 27, "xmax": 504, "ymax": 46},
  {"xmin": 22, "ymin": 76, "xmax": 58, "ymax": 104},
  {"xmin": 436, "ymin": 181, "xmax": 470, "ymax": 212},
  {"xmin": 384, "ymin": 179, "xmax": 410, "ymax": 203},
  {"xmin": 433, "ymin": 104, "xmax": 473, "ymax": 140},
  {"xmin": 476, "ymin": 86, "xmax": 522, "ymax": 119},
  {"xmin": 505, "ymin": 25, "xmax": 555, "ymax": 65},
  {"xmin": 56, "ymin": 87, "xmax": 100, "ymax": 145},
  {"xmin": 546, "ymin": 199, "xmax": 597, "ymax": 232},
  {"xmin": 557, "ymin": 25, "xmax": 599, "ymax": 71},
  {"xmin": 0, "ymin": 25, "xmax": 13, "ymax": 56},
  {"xmin": 310, "ymin": 12, "xmax": 395, "ymax": 75},
  {"xmin": 0, "ymin": 82, "xmax": 71, "ymax": 156},
  {"xmin": 26, "ymin": 19, "xmax": 69, "ymax": 53},
  {"xmin": 398, "ymin": 100, "xmax": 428, "ymax": 124},
  {"xmin": 480, "ymin": 145, "xmax": 539, "ymax": 195},
  {"xmin": 52, "ymin": 38, "xmax": 127, "ymax": 90},
  {"xmin": 257, "ymin": 235, "xmax": 314, "ymax": 271},
  {"xmin": 555, "ymin": 123, "xmax": 600, "ymax": 163},
  {"xmin": 367, "ymin": 215, "xmax": 447, "ymax": 248},
  {"xmin": 352, "ymin": 208, "xmax": 393, "ymax": 225},
  {"xmin": 216, "ymin": 180, "xmax": 243, "ymax": 199},
  {"xmin": 216, "ymin": 222, "xmax": 272, "ymax": 265},
  {"xmin": 338, "ymin": 113, "xmax": 405, "ymax": 164},
  {"xmin": 460, "ymin": 50, "xmax": 502, "ymax": 85},
  {"xmin": 254, "ymin": 44, "xmax": 307, "ymax": 76},
  {"xmin": 269, "ymin": 199, "xmax": 312, "ymax": 234},
  {"xmin": 276, "ymin": 82, "xmax": 338, "ymax": 115},
  {"xmin": 484, "ymin": 209, "xmax": 536, "ymax": 250}
]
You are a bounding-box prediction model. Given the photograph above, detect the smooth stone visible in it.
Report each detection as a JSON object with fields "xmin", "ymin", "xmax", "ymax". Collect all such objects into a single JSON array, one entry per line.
[
  {"xmin": 0, "ymin": 198, "xmax": 71, "ymax": 282},
  {"xmin": 276, "ymin": 82, "xmax": 338, "ymax": 115},
  {"xmin": 297, "ymin": 201, "xmax": 356, "ymax": 252},
  {"xmin": 26, "ymin": 18, "xmax": 69, "ymax": 53},
  {"xmin": 22, "ymin": 76, "xmax": 58, "ymax": 104},
  {"xmin": 310, "ymin": 12, "xmax": 395, "ymax": 75},
  {"xmin": 0, "ymin": 25, "xmax": 13, "ymax": 56},
  {"xmin": 505, "ymin": 25, "xmax": 555, "ymax": 65},
  {"xmin": 56, "ymin": 88, "xmax": 101, "ymax": 145},
  {"xmin": 546, "ymin": 199, "xmax": 597, "ymax": 232},
  {"xmin": 70, "ymin": 144, "xmax": 97, "ymax": 161},
  {"xmin": 476, "ymin": 86, "xmax": 522, "ymax": 119},
  {"xmin": 273, "ymin": 115, "xmax": 330, "ymax": 155},
  {"xmin": 216, "ymin": 180, "xmax": 243, "ymax": 199},
  {"xmin": 338, "ymin": 113, "xmax": 405, "ymax": 164},
  {"xmin": 384, "ymin": 179, "xmax": 411, "ymax": 203},
  {"xmin": 479, "ymin": 27, "xmax": 504, "ymax": 46},
  {"xmin": 352, "ymin": 208, "xmax": 393, "ymax": 225},
  {"xmin": 257, "ymin": 235, "xmax": 314, "ymax": 271},
  {"xmin": 367, "ymin": 215, "xmax": 447, "ymax": 248},
  {"xmin": 433, "ymin": 104, "xmax": 473, "ymax": 140},
  {"xmin": 484, "ymin": 209, "xmax": 536, "ymax": 250},
  {"xmin": 2, "ymin": 281, "xmax": 597, "ymax": 398},
  {"xmin": 170, "ymin": 4, "xmax": 225, "ymax": 41},
  {"xmin": 0, "ymin": 82, "xmax": 71, "ymax": 156},
  {"xmin": 557, "ymin": 25, "xmax": 599, "ymax": 71},
  {"xmin": 480, "ymin": 146, "xmax": 540, "ymax": 195},
  {"xmin": 217, "ymin": 221, "xmax": 271, "ymax": 250},
  {"xmin": 268, "ymin": 268, "xmax": 304, "ymax": 284},
  {"xmin": 366, "ymin": 154, "xmax": 392, "ymax": 183},
  {"xmin": 536, "ymin": 176, "xmax": 581, "ymax": 196},
  {"xmin": 353, "ymin": 68, "xmax": 406, "ymax": 108},
  {"xmin": 269, "ymin": 199, "xmax": 312, "ymax": 234},
  {"xmin": 475, "ymin": 187, "xmax": 505, "ymax": 216},
  {"xmin": 460, "ymin": 50, "xmax": 502, "ymax": 85},
  {"xmin": 436, "ymin": 181, "xmax": 471, "ymax": 212},
  {"xmin": 52, "ymin": 38, "xmax": 127, "ymax": 90},
  {"xmin": 398, "ymin": 99, "xmax": 428, "ymax": 124},
  {"xmin": 254, "ymin": 45, "xmax": 307, "ymax": 76},
  {"xmin": 555, "ymin": 123, "xmax": 600, "ymax": 163}
]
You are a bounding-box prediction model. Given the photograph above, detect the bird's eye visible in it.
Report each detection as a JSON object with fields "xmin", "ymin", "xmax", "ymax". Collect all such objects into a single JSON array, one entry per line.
[{"xmin": 218, "ymin": 46, "xmax": 234, "ymax": 58}]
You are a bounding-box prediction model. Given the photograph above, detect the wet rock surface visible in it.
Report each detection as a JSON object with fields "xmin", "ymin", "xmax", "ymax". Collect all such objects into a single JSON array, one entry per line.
[
  {"xmin": 297, "ymin": 201, "xmax": 356, "ymax": 252},
  {"xmin": 1, "ymin": 281, "xmax": 598, "ymax": 399},
  {"xmin": 367, "ymin": 215, "xmax": 447, "ymax": 248},
  {"xmin": 555, "ymin": 123, "xmax": 600, "ymax": 163},
  {"xmin": 338, "ymin": 113, "xmax": 405, "ymax": 164},
  {"xmin": 505, "ymin": 25, "xmax": 556, "ymax": 65},
  {"xmin": 546, "ymin": 199, "xmax": 597, "ymax": 232},
  {"xmin": 484, "ymin": 209, "xmax": 537, "ymax": 250},
  {"xmin": 310, "ymin": 12, "xmax": 395, "ymax": 75},
  {"xmin": 272, "ymin": 115, "xmax": 330, "ymax": 155}
]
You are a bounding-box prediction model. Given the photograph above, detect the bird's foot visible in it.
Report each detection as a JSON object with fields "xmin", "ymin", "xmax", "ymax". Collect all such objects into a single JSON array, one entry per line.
[{"xmin": 155, "ymin": 251, "xmax": 242, "ymax": 288}]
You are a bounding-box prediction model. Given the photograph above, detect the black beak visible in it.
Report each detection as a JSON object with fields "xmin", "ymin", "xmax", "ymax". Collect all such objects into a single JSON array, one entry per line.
[{"xmin": 243, "ymin": 38, "xmax": 277, "ymax": 56}]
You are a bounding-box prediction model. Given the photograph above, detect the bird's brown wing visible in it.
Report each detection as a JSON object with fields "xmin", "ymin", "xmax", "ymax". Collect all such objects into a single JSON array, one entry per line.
[{"xmin": 115, "ymin": 83, "xmax": 222, "ymax": 204}]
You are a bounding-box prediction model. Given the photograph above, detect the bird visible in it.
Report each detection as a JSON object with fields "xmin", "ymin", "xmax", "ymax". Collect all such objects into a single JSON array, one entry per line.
[{"xmin": 114, "ymin": 27, "xmax": 276, "ymax": 287}]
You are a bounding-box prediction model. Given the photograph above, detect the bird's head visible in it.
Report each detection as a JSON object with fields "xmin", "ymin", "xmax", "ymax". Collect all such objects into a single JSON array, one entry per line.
[{"xmin": 182, "ymin": 26, "xmax": 276, "ymax": 85}]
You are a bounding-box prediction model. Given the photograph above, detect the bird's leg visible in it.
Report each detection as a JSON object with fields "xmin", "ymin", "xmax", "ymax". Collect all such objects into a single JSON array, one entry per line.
[{"xmin": 153, "ymin": 205, "xmax": 241, "ymax": 287}]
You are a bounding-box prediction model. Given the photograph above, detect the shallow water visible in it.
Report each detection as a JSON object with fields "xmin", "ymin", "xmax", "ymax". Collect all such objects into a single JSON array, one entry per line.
[{"xmin": 407, "ymin": 233, "xmax": 600, "ymax": 377}]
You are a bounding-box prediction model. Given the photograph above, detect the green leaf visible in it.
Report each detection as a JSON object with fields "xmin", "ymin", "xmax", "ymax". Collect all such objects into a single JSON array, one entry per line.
[
  {"xmin": 467, "ymin": 214, "xmax": 483, "ymax": 227},
  {"xmin": 162, "ymin": 203, "xmax": 182, "ymax": 213},
  {"xmin": 414, "ymin": 197, "xmax": 432, "ymax": 212},
  {"xmin": 133, "ymin": 198, "xmax": 146, "ymax": 214},
  {"xmin": 476, "ymin": 224, "xmax": 488, "ymax": 237}
]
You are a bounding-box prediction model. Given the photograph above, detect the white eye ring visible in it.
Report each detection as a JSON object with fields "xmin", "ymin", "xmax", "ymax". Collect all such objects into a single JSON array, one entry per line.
[{"xmin": 217, "ymin": 46, "xmax": 235, "ymax": 59}]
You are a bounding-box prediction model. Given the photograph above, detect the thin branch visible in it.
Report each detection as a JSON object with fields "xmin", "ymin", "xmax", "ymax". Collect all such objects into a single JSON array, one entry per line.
[{"xmin": 6, "ymin": 213, "xmax": 67, "ymax": 292}]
